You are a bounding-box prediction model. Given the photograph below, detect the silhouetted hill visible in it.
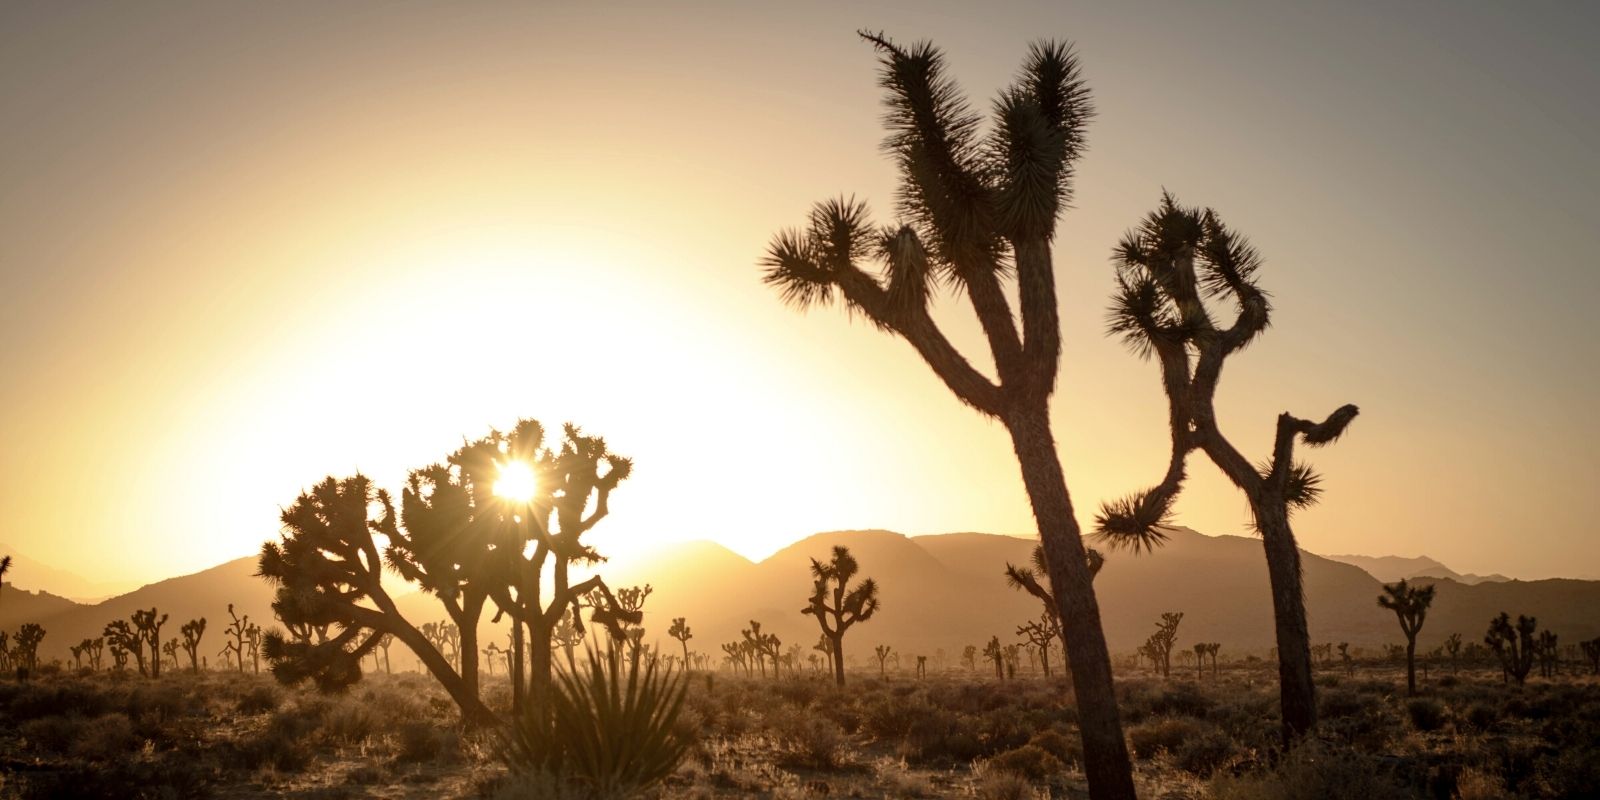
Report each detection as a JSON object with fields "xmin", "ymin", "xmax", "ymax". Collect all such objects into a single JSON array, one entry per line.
[
  {"xmin": 14, "ymin": 528, "xmax": 1598, "ymax": 667},
  {"xmin": 0, "ymin": 544, "xmax": 141, "ymax": 602},
  {"xmin": 1323, "ymin": 552, "xmax": 1510, "ymax": 585}
]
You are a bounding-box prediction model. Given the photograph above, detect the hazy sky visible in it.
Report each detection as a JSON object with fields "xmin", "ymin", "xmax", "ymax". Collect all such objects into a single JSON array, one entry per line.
[{"xmin": 2, "ymin": 1, "xmax": 1596, "ymax": 586}]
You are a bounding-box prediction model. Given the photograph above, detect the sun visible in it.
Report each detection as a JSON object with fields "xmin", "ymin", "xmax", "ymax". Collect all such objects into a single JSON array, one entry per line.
[{"xmin": 493, "ymin": 461, "xmax": 538, "ymax": 503}]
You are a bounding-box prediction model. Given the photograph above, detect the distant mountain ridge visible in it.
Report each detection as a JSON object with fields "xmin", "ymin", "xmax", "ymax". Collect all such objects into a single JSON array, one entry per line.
[
  {"xmin": 1320, "ymin": 552, "xmax": 1511, "ymax": 585},
  {"xmin": 5, "ymin": 529, "xmax": 1596, "ymax": 664},
  {"xmin": 0, "ymin": 544, "xmax": 141, "ymax": 603}
]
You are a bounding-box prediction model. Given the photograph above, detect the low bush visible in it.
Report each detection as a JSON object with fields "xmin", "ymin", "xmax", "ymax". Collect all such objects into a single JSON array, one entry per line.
[{"xmin": 1406, "ymin": 697, "xmax": 1447, "ymax": 732}]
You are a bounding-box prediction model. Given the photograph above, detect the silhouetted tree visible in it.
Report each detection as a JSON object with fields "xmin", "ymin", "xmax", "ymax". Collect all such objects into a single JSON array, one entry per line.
[
  {"xmin": 721, "ymin": 641, "xmax": 746, "ymax": 675},
  {"xmin": 1337, "ymin": 642, "xmax": 1353, "ymax": 676},
  {"xmin": 131, "ymin": 608, "xmax": 168, "ymax": 678},
  {"xmin": 801, "ymin": 545, "xmax": 880, "ymax": 686},
  {"xmin": 984, "ymin": 636, "xmax": 1005, "ymax": 680},
  {"xmin": 1093, "ymin": 195, "xmax": 1359, "ymax": 742},
  {"xmin": 1141, "ymin": 612, "xmax": 1182, "ymax": 678},
  {"xmin": 479, "ymin": 421, "xmax": 638, "ymax": 715},
  {"xmin": 760, "ymin": 31, "xmax": 1136, "ymax": 798},
  {"xmin": 107, "ymin": 638, "xmax": 130, "ymax": 671},
  {"xmin": 916, "ymin": 654, "xmax": 927, "ymax": 679},
  {"xmin": 611, "ymin": 585, "xmax": 653, "ymax": 660},
  {"xmin": 1018, "ymin": 612, "xmax": 1060, "ymax": 676},
  {"xmin": 551, "ymin": 608, "xmax": 585, "ymax": 667},
  {"xmin": 1005, "ymin": 543, "xmax": 1103, "ymax": 673},
  {"xmin": 1485, "ymin": 613, "xmax": 1536, "ymax": 685},
  {"xmin": 1580, "ymin": 638, "xmax": 1600, "ymax": 675},
  {"xmin": 257, "ymin": 474, "xmax": 495, "ymax": 723},
  {"xmin": 1444, "ymin": 632, "xmax": 1463, "ymax": 674},
  {"xmin": 668, "ymin": 617, "xmax": 693, "ymax": 672},
  {"xmin": 220, "ymin": 604, "xmax": 250, "ymax": 674},
  {"xmin": 86, "ymin": 637, "xmax": 105, "ymax": 671},
  {"xmin": 1378, "ymin": 579, "xmax": 1435, "ymax": 695},
  {"xmin": 104, "ymin": 617, "xmax": 147, "ymax": 676},
  {"xmin": 1536, "ymin": 630, "xmax": 1559, "ymax": 678},
  {"xmin": 161, "ymin": 638, "xmax": 179, "ymax": 671},
  {"xmin": 962, "ymin": 645, "xmax": 977, "ymax": 672},
  {"xmin": 0, "ymin": 555, "xmax": 10, "ymax": 619},
  {"xmin": 180, "ymin": 618, "xmax": 206, "ymax": 673},
  {"xmin": 874, "ymin": 644, "xmax": 893, "ymax": 679}
]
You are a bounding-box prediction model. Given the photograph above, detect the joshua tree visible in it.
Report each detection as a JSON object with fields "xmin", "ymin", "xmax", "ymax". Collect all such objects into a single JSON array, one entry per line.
[
  {"xmin": 1377, "ymin": 579, "xmax": 1435, "ymax": 695},
  {"xmin": 611, "ymin": 585, "xmax": 653, "ymax": 658},
  {"xmin": 1093, "ymin": 195, "xmax": 1359, "ymax": 742},
  {"xmin": 180, "ymin": 618, "xmax": 207, "ymax": 673},
  {"xmin": 760, "ymin": 31, "xmax": 1136, "ymax": 797},
  {"xmin": 70, "ymin": 640, "xmax": 87, "ymax": 670},
  {"xmin": 1444, "ymin": 633, "xmax": 1463, "ymax": 673},
  {"xmin": 1485, "ymin": 612, "xmax": 1536, "ymax": 685},
  {"xmin": 1580, "ymin": 638, "xmax": 1600, "ymax": 675},
  {"xmin": 962, "ymin": 645, "xmax": 977, "ymax": 672},
  {"xmin": 162, "ymin": 637, "xmax": 180, "ymax": 671},
  {"xmin": 984, "ymin": 636, "xmax": 1005, "ymax": 680},
  {"xmin": 1338, "ymin": 642, "xmax": 1353, "ymax": 676},
  {"xmin": 220, "ymin": 605, "xmax": 250, "ymax": 673},
  {"xmin": 668, "ymin": 617, "xmax": 693, "ymax": 672},
  {"xmin": 916, "ymin": 655, "xmax": 927, "ymax": 679},
  {"xmin": 1192, "ymin": 643, "xmax": 1207, "ymax": 680},
  {"xmin": 1005, "ymin": 543, "xmax": 1103, "ymax": 672},
  {"xmin": 1203, "ymin": 643, "xmax": 1222, "ymax": 678},
  {"xmin": 258, "ymin": 473, "xmax": 495, "ymax": 724},
  {"xmin": 131, "ymin": 608, "xmax": 168, "ymax": 678},
  {"xmin": 421, "ymin": 621, "xmax": 461, "ymax": 671},
  {"xmin": 0, "ymin": 555, "xmax": 10, "ymax": 618},
  {"xmin": 874, "ymin": 644, "xmax": 893, "ymax": 679},
  {"xmin": 105, "ymin": 619, "xmax": 144, "ymax": 675},
  {"xmin": 374, "ymin": 632, "xmax": 390, "ymax": 675},
  {"xmin": 484, "ymin": 642, "xmax": 503, "ymax": 676},
  {"xmin": 108, "ymin": 640, "xmax": 129, "ymax": 671},
  {"xmin": 86, "ymin": 637, "xmax": 105, "ymax": 671},
  {"xmin": 474, "ymin": 421, "xmax": 638, "ymax": 715},
  {"xmin": 1141, "ymin": 612, "xmax": 1182, "ymax": 678},
  {"xmin": 801, "ymin": 545, "xmax": 880, "ymax": 686},
  {"xmin": 1536, "ymin": 631, "xmax": 1559, "ymax": 678},
  {"xmin": 720, "ymin": 641, "xmax": 746, "ymax": 675},
  {"xmin": 551, "ymin": 607, "xmax": 585, "ymax": 666},
  {"xmin": 1019, "ymin": 612, "xmax": 1061, "ymax": 677}
]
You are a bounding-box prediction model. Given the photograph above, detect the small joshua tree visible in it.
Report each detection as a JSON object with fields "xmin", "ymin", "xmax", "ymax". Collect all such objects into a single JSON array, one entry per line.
[
  {"xmin": 916, "ymin": 655, "xmax": 927, "ymax": 679},
  {"xmin": 874, "ymin": 644, "xmax": 893, "ymax": 679},
  {"xmin": 220, "ymin": 604, "xmax": 250, "ymax": 673},
  {"xmin": 611, "ymin": 585, "xmax": 653, "ymax": 659},
  {"xmin": 1580, "ymin": 638, "xmax": 1600, "ymax": 675},
  {"xmin": 1377, "ymin": 579, "xmax": 1435, "ymax": 695},
  {"xmin": 162, "ymin": 637, "xmax": 180, "ymax": 671},
  {"xmin": 1485, "ymin": 613, "xmax": 1537, "ymax": 685},
  {"xmin": 1018, "ymin": 612, "xmax": 1061, "ymax": 677},
  {"xmin": 962, "ymin": 645, "xmax": 978, "ymax": 672},
  {"xmin": 1536, "ymin": 631, "xmax": 1559, "ymax": 678},
  {"xmin": 105, "ymin": 618, "xmax": 146, "ymax": 676},
  {"xmin": 668, "ymin": 617, "xmax": 693, "ymax": 672},
  {"xmin": 551, "ymin": 607, "xmax": 585, "ymax": 666},
  {"xmin": 1338, "ymin": 642, "xmax": 1353, "ymax": 676},
  {"xmin": 1142, "ymin": 612, "xmax": 1183, "ymax": 678},
  {"xmin": 132, "ymin": 608, "xmax": 169, "ymax": 678},
  {"xmin": 1005, "ymin": 544, "xmax": 1103, "ymax": 674},
  {"xmin": 86, "ymin": 637, "xmax": 105, "ymax": 671},
  {"xmin": 1192, "ymin": 643, "xmax": 1206, "ymax": 680},
  {"xmin": 1444, "ymin": 632, "xmax": 1463, "ymax": 673},
  {"xmin": 180, "ymin": 618, "xmax": 207, "ymax": 673},
  {"xmin": 984, "ymin": 636, "xmax": 1004, "ymax": 680},
  {"xmin": 108, "ymin": 640, "xmax": 129, "ymax": 671},
  {"xmin": 801, "ymin": 545, "xmax": 880, "ymax": 686}
]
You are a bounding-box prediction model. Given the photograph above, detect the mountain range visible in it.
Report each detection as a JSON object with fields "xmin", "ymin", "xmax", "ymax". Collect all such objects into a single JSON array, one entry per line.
[{"xmin": 4, "ymin": 528, "xmax": 1596, "ymax": 665}]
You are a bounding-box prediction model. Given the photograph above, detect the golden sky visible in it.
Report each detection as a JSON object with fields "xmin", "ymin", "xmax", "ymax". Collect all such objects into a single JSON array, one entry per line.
[{"xmin": 2, "ymin": 1, "xmax": 1596, "ymax": 586}]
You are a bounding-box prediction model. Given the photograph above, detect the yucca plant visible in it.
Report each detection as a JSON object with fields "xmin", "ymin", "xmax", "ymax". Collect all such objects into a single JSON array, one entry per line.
[{"xmin": 501, "ymin": 643, "xmax": 691, "ymax": 798}]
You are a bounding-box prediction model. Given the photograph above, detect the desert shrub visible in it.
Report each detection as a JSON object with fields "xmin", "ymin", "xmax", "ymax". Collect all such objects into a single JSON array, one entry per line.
[
  {"xmin": 1405, "ymin": 697, "xmax": 1447, "ymax": 732},
  {"xmin": 1150, "ymin": 682, "xmax": 1216, "ymax": 719},
  {"xmin": 321, "ymin": 699, "xmax": 379, "ymax": 744},
  {"xmin": 69, "ymin": 712, "xmax": 137, "ymax": 761},
  {"xmin": 19, "ymin": 714, "xmax": 82, "ymax": 754},
  {"xmin": 1454, "ymin": 767, "xmax": 1509, "ymax": 800},
  {"xmin": 987, "ymin": 743, "xmax": 1063, "ymax": 782},
  {"xmin": 975, "ymin": 769, "xmax": 1036, "ymax": 800},
  {"xmin": 1128, "ymin": 716, "xmax": 1208, "ymax": 759},
  {"xmin": 1026, "ymin": 727, "xmax": 1078, "ymax": 766},
  {"xmin": 239, "ymin": 706, "xmax": 318, "ymax": 771},
  {"xmin": 500, "ymin": 646, "xmax": 690, "ymax": 798},
  {"xmin": 772, "ymin": 709, "xmax": 845, "ymax": 770},
  {"xmin": 1534, "ymin": 744, "xmax": 1600, "ymax": 799},
  {"xmin": 236, "ymin": 684, "xmax": 282, "ymax": 714},
  {"xmin": 1173, "ymin": 724, "xmax": 1236, "ymax": 776},
  {"xmin": 0, "ymin": 682, "xmax": 112, "ymax": 721},
  {"xmin": 1464, "ymin": 702, "xmax": 1498, "ymax": 731},
  {"xmin": 1437, "ymin": 675, "xmax": 1458, "ymax": 688},
  {"xmin": 395, "ymin": 720, "xmax": 458, "ymax": 763},
  {"xmin": 901, "ymin": 709, "xmax": 985, "ymax": 765},
  {"xmin": 973, "ymin": 705, "xmax": 1032, "ymax": 754},
  {"xmin": 1211, "ymin": 742, "xmax": 1415, "ymax": 800}
]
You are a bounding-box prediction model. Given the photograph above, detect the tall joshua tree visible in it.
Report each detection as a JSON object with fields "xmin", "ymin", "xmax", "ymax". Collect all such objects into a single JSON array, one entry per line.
[
  {"xmin": 668, "ymin": 617, "xmax": 693, "ymax": 672},
  {"xmin": 105, "ymin": 619, "xmax": 145, "ymax": 676},
  {"xmin": 133, "ymin": 608, "xmax": 168, "ymax": 679},
  {"xmin": 761, "ymin": 32, "xmax": 1135, "ymax": 797},
  {"xmin": 801, "ymin": 545, "xmax": 879, "ymax": 686},
  {"xmin": 1094, "ymin": 195, "xmax": 1359, "ymax": 742},
  {"xmin": 1019, "ymin": 612, "xmax": 1060, "ymax": 677},
  {"xmin": 1377, "ymin": 579, "xmax": 1435, "ymax": 695}
]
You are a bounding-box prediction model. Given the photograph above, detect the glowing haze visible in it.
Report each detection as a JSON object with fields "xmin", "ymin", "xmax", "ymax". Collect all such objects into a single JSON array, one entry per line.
[{"xmin": 1, "ymin": 2, "xmax": 1596, "ymax": 587}]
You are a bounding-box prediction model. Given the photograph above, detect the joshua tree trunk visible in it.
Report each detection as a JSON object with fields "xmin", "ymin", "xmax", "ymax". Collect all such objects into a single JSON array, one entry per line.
[
  {"xmin": 1009, "ymin": 406, "xmax": 1135, "ymax": 797},
  {"xmin": 831, "ymin": 633, "xmax": 845, "ymax": 686},
  {"xmin": 1258, "ymin": 507, "xmax": 1316, "ymax": 740}
]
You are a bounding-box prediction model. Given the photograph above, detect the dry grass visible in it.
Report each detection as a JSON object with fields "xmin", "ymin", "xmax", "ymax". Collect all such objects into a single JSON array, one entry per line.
[{"xmin": 0, "ymin": 659, "xmax": 1595, "ymax": 798}]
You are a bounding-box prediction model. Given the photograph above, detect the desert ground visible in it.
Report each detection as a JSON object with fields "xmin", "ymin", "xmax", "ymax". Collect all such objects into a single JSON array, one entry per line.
[{"xmin": 2, "ymin": 655, "xmax": 1596, "ymax": 799}]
